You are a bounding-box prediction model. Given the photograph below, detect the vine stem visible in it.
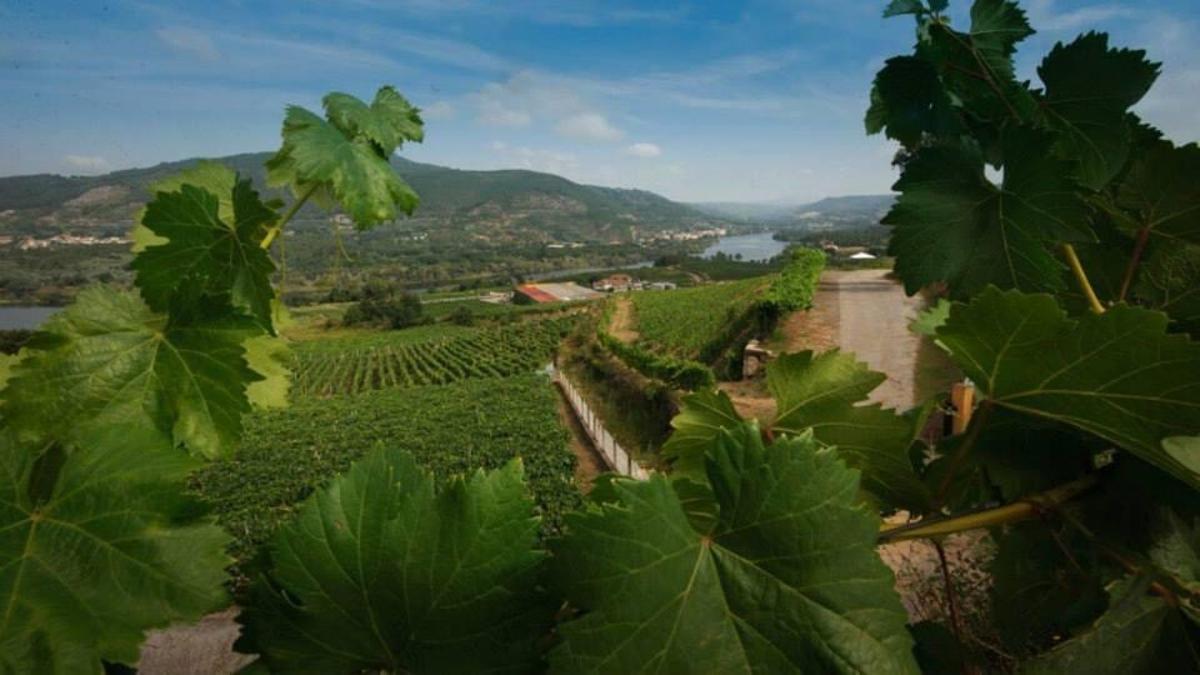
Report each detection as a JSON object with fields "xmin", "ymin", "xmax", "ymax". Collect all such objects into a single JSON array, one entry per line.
[
  {"xmin": 1061, "ymin": 243, "xmax": 1106, "ymax": 314},
  {"xmin": 879, "ymin": 474, "xmax": 1099, "ymax": 544},
  {"xmin": 933, "ymin": 400, "xmax": 993, "ymax": 507},
  {"xmin": 260, "ymin": 184, "xmax": 318, "ymax": 250},
  {"xmin": 1118, "ymin": 227, "xmax": 1151, "ymax": 302},
  {"xmin": 933, "ymin": 541, "xmax": 966, "ymax": 657}
]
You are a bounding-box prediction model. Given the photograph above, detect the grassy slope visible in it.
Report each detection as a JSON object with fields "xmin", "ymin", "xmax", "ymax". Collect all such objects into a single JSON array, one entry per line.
[{"xmin": 631, "ymin": 277, "xmax": 772, "ymax": 360}]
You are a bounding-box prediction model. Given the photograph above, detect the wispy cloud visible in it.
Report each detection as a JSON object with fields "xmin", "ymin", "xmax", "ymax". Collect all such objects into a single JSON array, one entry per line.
[
  {"xmin": 624, "ymin": 142, "xmax": 662, "ymax": 158},
  {"xmin": 488, "ymin": 141, "xmax": 579, "ymax": 175},
  {"xmin": 336, "ymin": 0, "xmax": 688, "ymax": 27},
  {"xmin": 64, "ymin": 155, "xmax": 109, "ymax": 172},
  {"xmin": 555, "ymin": 112, "xmax": 623, "ymax": 142},
  {"xmin": 1025, "ymin": 0, "xmax": 1137, "ymax": 32},
  {"xmin": 154, "ymin": 27, "xmax": 219, "ymax": 61}
]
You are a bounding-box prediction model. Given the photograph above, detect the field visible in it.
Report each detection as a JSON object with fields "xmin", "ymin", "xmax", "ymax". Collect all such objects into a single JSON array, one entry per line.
[
  {"xmin": 631, "ymin": 277, "xmax": 771, "ymax": 360},
  {"xmin": 293, "ymin": 316, "xmax": 576, "ymax": 396},
  {"xmin": 191, "ymin": 374, "xmax": 579, "ymax": 569}
]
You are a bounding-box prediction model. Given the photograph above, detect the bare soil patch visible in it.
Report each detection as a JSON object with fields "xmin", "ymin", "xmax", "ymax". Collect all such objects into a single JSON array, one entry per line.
[{"xmin": 607, "ymin": 296, "xmax": 639, "ymax": 344}]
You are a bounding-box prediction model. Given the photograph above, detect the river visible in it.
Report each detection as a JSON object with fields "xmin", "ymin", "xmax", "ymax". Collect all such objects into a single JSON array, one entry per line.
[
  {"xmin": 0, "ymin": 306, "xmax": 60, "ymax": 330},
  {"xmin": 700, "ymin": 231, "xmax": 786, "ymax": 262}
]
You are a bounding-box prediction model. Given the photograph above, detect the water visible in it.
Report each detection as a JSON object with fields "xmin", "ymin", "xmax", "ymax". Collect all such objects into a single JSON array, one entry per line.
[
  {"xmin": 0, "ymin": 306, "xmax": 60, "ymax": 330},
  {"xmin": 700, "ymin": 231, "xmax": 786, "ymax": 262}
]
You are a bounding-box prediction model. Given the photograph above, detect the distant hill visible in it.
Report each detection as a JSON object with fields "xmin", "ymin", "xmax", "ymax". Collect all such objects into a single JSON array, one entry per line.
[
  {"xmin": 689, "ymin": 195, "xmax": 894, "ymax": 229},
  {"xmin": 0, "ymin": 153, "xmax": 726, "ymax": 244}
]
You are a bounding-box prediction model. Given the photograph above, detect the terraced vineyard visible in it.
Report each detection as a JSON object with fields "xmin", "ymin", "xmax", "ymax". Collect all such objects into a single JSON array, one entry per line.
[
  {"xmin": 293, "ymin": 316, "xmax": 576, "ymax": 396},
  {"xmin": 631, "ymin": 276, "xmax": 771, "ymax": 360}
]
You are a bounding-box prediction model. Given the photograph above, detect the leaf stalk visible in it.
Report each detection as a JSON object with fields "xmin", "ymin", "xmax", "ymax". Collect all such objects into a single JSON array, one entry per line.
[
  {"xmin": 261, "ymin": 184, "xmax": 318, "ymax": 250},
  {"xmin": 1117, "ymin": 226, "xmax": 1151, "ymax": 302},
  {"xmin": 1061, "ymin": 243, "xmax": 1106, "ymax": 314}
]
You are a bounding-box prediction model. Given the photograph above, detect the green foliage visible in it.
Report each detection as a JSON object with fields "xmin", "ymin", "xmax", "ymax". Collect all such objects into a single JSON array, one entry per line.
[
  {"xmin": 871, "ymin": 2, "xmax": 1200, "ymax": 669},
  {"xmin": 192, "ymin": 374, "xmax": 579, "ymax": 566},
  {"xmin": 0, "ymin": 430, "xmax": 230, "ymax": 672},
  {"xmin": 237, "ymin": 449, "xmax": 551, "ymax": 674},
  {"xmin": 551, "ymin": 426, "xmax": 917, "ymax": 673},
  {"xmin": 631, "ymin": 277, "xmax": 769, "ymax": 361},
  {"xmin": 760, "ymin": 247, "xmax": 825, "ymax": 312},
  {"xmin": 134, "ymin": 176, "xmax": 278, "ymax": 329},
  {"xmin": 266, "ymin": 86, "xmax": 422, "ymax": 228},
  {"xmin": 664, "ymin": 350, "xmax": 929, "ymax": 512},
  {"xmin": 2, "ymin": 287, "xmax": 263, "ymax": 460},
  {"xmin": 0, "ymin": 83, "xmax": 426, "ymax": 667},
  {"xmin": 293, "ymin": 317, "xmax": 575, "ymax": 397},
  {"xmin": 342, "ymin": 284, "xmax": 427, "ymax": 329},
  {"xmin": 884, "ymin": 127, "xmax": 1091, "ymax": 297},
  {"xmin": 597, "ymin": 331, "xmax": 715, "ymax": 390},
  {"xmin": 936, "ymin": 287, "xmax": 1200, "ymax": 488}
]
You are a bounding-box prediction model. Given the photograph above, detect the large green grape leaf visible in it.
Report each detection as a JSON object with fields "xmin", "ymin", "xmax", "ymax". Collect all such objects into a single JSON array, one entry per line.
[
  {"xmin": 768, "ymin": 350, "xmax": 930, "ymax": 511},
  {"xmin": 243, "ymin": 333, "xmax": 291, "ymax": 410},
  {"xmin": 323, "ymin": 86, "xmax": 424, "ymax": 158},
  {"xmin": 551, "ymin": 426, "xmax": 917, "ymax": 674},
  {"xmin": 865, "ymin": 56, "xmax": 962, "ymax": 147},
  {"xmin": 266, "ymin": 86, "xmax": 422, "ymax": 229},
  {"xmin": 1116, "ymin": 140, "xmax": 1200, "ymax": 244},
  {"xmin": 237, "ymin": 449, "xmax": 551, "ymax": 674},
  {"xmin": 936, "ymin": 287, "xmax": 1200, "ymax": 489},
  {"xmin": 660, "ymin": 388, "xmax": 745, "ymax": 477},
  {"xmin": 133, "ymin": 179, "xmax": 278, "ymax": 329},
  {"xmin": 885, "ymin": 127, "xmax": 1092, "ymax": 297},
  {"xmin": 1, "ymin": 287, "xmax": 262, "ymax": 459},
  {"xmin": 0, "ymin": 431, "xmax": 231, "ymax": 672},
  {"xmin": 1021, "ymin": 576, "xmax": 1199, "ymax": 674},
  {"xmin": 882, "ymin": 0, "xmax": 925, "ymax": 17},
  {"xmin": 1038, "ymin": 33, "xmax": 1159, "ymax": 190},
  {"xmin": 920, "ymin": 0, "xmax": 1036, "ymax": 129}
]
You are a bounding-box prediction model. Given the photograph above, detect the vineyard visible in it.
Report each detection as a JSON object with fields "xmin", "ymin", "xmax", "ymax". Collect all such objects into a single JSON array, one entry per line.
[
  {"xmin": 292, "ymin": 316, "xmax": 576, "ymax": 396},
  {"xmin": 192, "ymin": 373, "xmax": 579, "ymax": 568},
  {"xmin": 630, "ymin": 276, "xmax": 770, "ymax": 360}
]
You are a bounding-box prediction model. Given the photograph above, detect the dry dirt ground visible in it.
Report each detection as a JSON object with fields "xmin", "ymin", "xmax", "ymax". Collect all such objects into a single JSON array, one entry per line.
[{"xmin": 607, "ymin": 295, "xmax": 639, "ymax": 344}]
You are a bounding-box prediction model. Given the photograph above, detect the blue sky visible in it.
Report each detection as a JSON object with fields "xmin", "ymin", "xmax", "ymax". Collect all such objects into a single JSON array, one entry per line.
[{"xmin": 2, "ymin": 0, "xmax": 1198, "ymax": 202}]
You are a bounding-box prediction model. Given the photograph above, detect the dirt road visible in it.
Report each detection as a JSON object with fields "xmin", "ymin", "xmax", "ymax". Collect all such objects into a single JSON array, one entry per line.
[{"xmin": 769, "ymin": 268, "xmax": 956, "ymax": 411}]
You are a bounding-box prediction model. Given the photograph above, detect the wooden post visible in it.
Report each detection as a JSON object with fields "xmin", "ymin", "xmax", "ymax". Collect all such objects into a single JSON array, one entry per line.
[{"xmin": 951, "ymin": 380, "xmax": 975, "ymax": 435}]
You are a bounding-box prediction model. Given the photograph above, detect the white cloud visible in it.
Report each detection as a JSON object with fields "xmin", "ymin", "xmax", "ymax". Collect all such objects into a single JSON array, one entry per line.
[
  {"xmin": 555, "ymin": 112, "xmax": 624, "ymax": 142},
  {"xmin": 624, "ymin": 142, "xmax": 662, "ymax": 158},
  {"xmin": 155, "ymin": 27, "xmax": 219, "ymax": 60},
  {"xmin": 1025, "ymin": 1, "xmax": 1136, "ymax": 32},
  {"xmin": 488, "ymin": 142, "xmax": 578, "ymax": 175},
  {"xmin": 64, "ymin": 155, "xmax": 109, "ymax": 172},
  {"xmin": 421, "ymin": 100, "xmax": 456, "ymax": 121}
]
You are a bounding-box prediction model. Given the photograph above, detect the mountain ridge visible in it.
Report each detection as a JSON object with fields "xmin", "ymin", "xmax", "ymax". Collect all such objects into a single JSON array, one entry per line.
[{"xmin": 0, "ymin": 152, "xmax": 727, "ymax": 244}]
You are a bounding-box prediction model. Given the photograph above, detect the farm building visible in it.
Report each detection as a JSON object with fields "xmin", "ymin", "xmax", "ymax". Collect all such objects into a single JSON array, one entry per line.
[
  {"xmin": 592, "ymin": 274, "xmax": 638, "ymax": 292},
  {"xmin": 849, "ymin": 252, "xmax": 877, "ymax": 260},
  {"xmin": 514, "ymin": 282, "xmax": 604, "ymax": 304}
]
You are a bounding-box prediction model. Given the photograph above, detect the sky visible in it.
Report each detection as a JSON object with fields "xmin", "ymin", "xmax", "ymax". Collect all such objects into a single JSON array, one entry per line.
[{"xmin": 1, "ymin": 0, "xmax": 1198, "ymax": 203}]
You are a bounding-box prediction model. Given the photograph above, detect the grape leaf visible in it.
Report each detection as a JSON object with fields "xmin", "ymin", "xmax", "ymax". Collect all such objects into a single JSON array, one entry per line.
[
  {"xmin": 936, "ymin": 287, "xmax": 1200, "ymax": 489},
  {"xmin": 885, "ymin": 127, "xmax": 1092, "ymax": 297},
  {"xmin": 910, "ymin": 298, "xmax": 951, "ymax": 337},
  {"xmin": 865, "ymin": 56, "xmax": 962, "ymax": 147},
  {"xmin": 1021, "ymin": 576, "xmax": 1199, "ymax": 674},
  {"xmin": 921, "ymin": 0, "xmax": 1036, "ymax": 128},
  {"xmin": 660, "ymin": 388, "xmax": 745, "ymax": 477},
  {"xmin": 883, "ymin": 0, "xmax": 925, "ymax": 18},
  {"xmin": 1135, "ymin": 243, "xmax": 1200, "ymax": 336},
  {"xmin": 266, "ymin": 87, "xmax": 422, "ymax": 229},
  {"xmin": 0, "ymin": 431, "xmax": 231, "ymax": 671},
  {"xmin": 133, "ymin": 179, "xmax": 278, "ymax": 329},
  {"xmin": 551, "ymin": 426, "xmax": 917, "ymax": 674},
  {"xmin": 1, "ymin": 287, "xmax": 262, "ymax": 459},
  {"xmin": 131, "ymin": 160, "xmax": 237, "ymax": 254},
  {"xmin": 1116, "ymin": 140, "xmax": 1200, "ymax": 244},
  {"xmin": 1038, "ymin": 33, "xmax": 1159, "ymax": 190},
  {"xmin": 323, "ymin": 86, "xmax": 424, "ymax": 158},
  {"xmin": 768, "ymin": 350, "xmax": 931, "ymax": 511},
  {"xmin": 237, "ymin": 449, "xmax": 551, "ymax": 674}
]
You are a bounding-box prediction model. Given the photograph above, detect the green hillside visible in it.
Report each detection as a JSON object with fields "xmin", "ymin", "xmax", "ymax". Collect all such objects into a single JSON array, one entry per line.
[{"xmin": 0, "ymin": 153, "xmax": 719, "ymax": 244}]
